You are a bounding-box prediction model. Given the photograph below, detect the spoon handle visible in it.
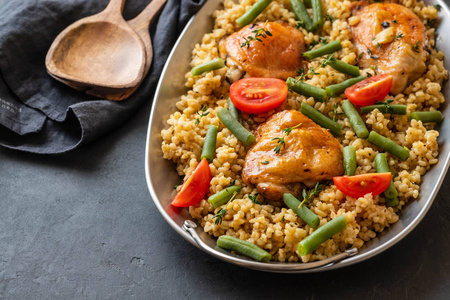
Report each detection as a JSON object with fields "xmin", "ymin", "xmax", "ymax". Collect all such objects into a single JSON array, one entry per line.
[
  {"xmin": 103, "ymin": 0, "xmax": 127, "ymax": 17},
  {"xmin": 128, "ymin": 0, "xmax": 167, "ymax": 32}
]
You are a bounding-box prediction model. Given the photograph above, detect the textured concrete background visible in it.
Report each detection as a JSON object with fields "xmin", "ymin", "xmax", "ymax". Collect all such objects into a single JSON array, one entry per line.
[{"xmin": 2, "ymin": 2, "xmax": 450, "ymax": 300}]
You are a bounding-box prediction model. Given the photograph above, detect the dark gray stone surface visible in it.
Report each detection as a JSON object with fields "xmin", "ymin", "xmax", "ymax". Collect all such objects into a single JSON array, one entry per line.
[
  {"xmin": 1, "ymin": 96, "xmax": 450, "ymax": 299},
  {"xmin": 2, "ymin": 3, "xmax": 450, "ymax": 300}
]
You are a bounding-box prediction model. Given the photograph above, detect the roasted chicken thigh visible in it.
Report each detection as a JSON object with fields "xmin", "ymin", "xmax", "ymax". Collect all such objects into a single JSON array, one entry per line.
[
  {"xmin": 242, "ymin": 110, "xmax": 344, "ymax": 200},
  {"xmin": 219, "ymin": 21, "xmax": 306, "ymax": 80},
  {"xmin": 349, "ymin": 2, "xmax": 428, "ymax": 94}
]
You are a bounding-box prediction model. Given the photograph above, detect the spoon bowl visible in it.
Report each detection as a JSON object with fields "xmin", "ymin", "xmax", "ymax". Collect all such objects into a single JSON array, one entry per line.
[
  {"xmin": 46, "ymin": 0, "xmax": 147, "ymax": 100},
  {"xmin": 49, "ymin": 21, "xmax": 145, "ymax": 88}
]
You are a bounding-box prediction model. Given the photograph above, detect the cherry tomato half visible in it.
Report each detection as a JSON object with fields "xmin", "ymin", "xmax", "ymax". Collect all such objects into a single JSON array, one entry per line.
[
  {"xmin": 345, "ymin": 74, "xmax": 393, "ymax": 107},
  {"xmin": 171, "ymin": 158, "xmax": 211, "ymax": 207},
  {"xmin": 333, "ymin": 173, "xmax": 392, "ymax": 198},
  {"xmin": 229, "ymin": 78, "xmax": 288, "ymax": 114}
]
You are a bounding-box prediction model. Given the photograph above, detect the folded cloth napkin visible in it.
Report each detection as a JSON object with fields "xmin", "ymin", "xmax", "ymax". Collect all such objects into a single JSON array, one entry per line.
[{"xmin": 0, "ymin": 0, "xmax": 205, "ymax": 154}]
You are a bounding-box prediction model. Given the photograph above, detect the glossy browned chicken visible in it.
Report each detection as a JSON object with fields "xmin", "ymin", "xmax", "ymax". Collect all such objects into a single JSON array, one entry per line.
[
  {"xmin": 219, "ymin": 22, "xmax": 306, "ymax": 80},
  {"xmin": 242, "ymin": 110, "xmax": 344, "ymax": 201},
  {"xmin": 349, "ymin": 2, "xmax": 428, "ymax": 94}
]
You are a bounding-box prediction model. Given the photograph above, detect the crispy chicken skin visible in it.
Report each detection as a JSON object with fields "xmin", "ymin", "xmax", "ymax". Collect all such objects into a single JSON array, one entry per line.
[
  {"xmin": 349, "ymin": 2, "xmax": 428, "ymax": 94},
  {"xmin": 219, "ymin": 22, "xmax": 306, "ymax": 80},
  {"xmin": 242, "ymin": 110, "xmax": 344, "ymax": 200}
]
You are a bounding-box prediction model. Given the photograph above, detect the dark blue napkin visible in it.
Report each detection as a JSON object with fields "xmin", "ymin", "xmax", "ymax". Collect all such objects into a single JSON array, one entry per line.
[{"xmin": 0, "ymin": 0, "xmax": 205, "ymax": 153}]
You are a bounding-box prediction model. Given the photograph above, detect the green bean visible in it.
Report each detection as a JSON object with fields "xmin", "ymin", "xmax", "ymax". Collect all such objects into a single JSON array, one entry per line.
[
  {"xmin": 201, "ymin": 125, "xmax": 218, "ymax": 163},
  {"xmin": 227, "ymin": 98, "xmax": 242, "ymax": 124},
  {"xmin": 236, "ymin": 0, "xmax": 273, "ymax": 27},
  {"xmin": 343, "ymin": 145, "xmax": 356, "ymax": 176},
  {"xmin": 217, "ymin": 108, "xmax": 255, "ymax": 147},
  {"xmin": 327, "ymin": 59, "xmax": 360, "ymax": 77},
  {"xmin": 374, "ymin": 153, "xmax": 399, "ymax": 207},
  {"xmin": 208, "ymin": 186, "xmax": 242, "ymax": 209},
  {"xmin": 191, "ymin": 58, "xmax": 225, "ymax": 76},
  {"xmin": 290, "ymin": 0, "xmax": 313, "ymax": 31},
  {"xmin": 297, "ymin": 215, "xmax": 347, "ymax": 256},
  {"xmin": 300, "ymin": 102, "xmax": 343, "ymax": 137},
  {"xmin": 360, "ymin": 104, "xmax": 407, "ymax": 115},
  {"xmin": 302, "ymin": 40, "xmax": 342, "ymax": 59},
  {"xmin": 311, "ymin": 0, "xmax": 324, "ymax": 31},
  {"xmin": 409, "ymin": 111, "xmax": 443, "ymax": 123},
  {"xmin": 283, "ymin": 193, "xmax": 320, "ymax": 229},
  {"xmin": 217, "ymin": 235, "xmax": 272, "ymax": 262},
  {"xmin": 367, "ymin": 131, "xmax": 409, "ymax": 161},
  {"xmin": 303, "ymin": 0, "xmax": 312, "ymax": 7},
  {"xmin": 286, "ymin": 77, "xmax": 328, "ymax": 102},
  {"xmin": 325, "ymin": 75, "xmax": 366, "ymax": 98},
  {"xmin": 342, "ymin": 100, "xmax": 369, "ymax": 138}
]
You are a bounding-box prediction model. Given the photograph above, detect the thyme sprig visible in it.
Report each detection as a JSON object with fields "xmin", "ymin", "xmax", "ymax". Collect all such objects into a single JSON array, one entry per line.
[
  {"xmin": 297, "ymin": 67, "xmax": 305, "ymax": 80},
  {"xmin": 241, "ymin": 22, "xmax": 272, "ymax": 49},
  {"xmin": 331, "ymin": 103, "xmax": 343, "ymax": 121},
  {"xmin": 195, "ymin": 106, "xmax": 209, "ymax": 125},
  {"xmin": 294, "ymin": 56, "xmax": 332, "ymax": 84},
  {"xmin": 272, "ymin": 123, "xmax": 302, "ymax": 154},
  {"xmin": 298, "ymin": 182, "xmax": 325, "ymax": 209},
  {"xmin": 248, "ymin": 193, "xmax": 261, "ymax": 205},
  {"xmin": 367, "ymin": 48, "xmax": 379, "ymax": 60},
  {"xmin": 394, "ymin": 32, "xmax": 404, "ymax": 40},
  {"xmin": 326, "ymin": 14, "xmax": 337, "ymax": 22},
  {"xmin": 411, "ymin": 41, "xmax": 420, "ymax": 53},
  {"xmin": 307, "ymin": 37, "xmax": 328, "ymax": 51},
  {"xmin": 319, "ymin": 53, "xmax": 336, "ymax": 68},
  {"xmin": 309, "ymin": 67, "xmax": 320, "ymax": 75},
  {"xmin": 213, "ymin": 191, "xmax": 238, "ymax": 225},
  {"xmin": 376, "ymin": 99, "xmax": 395, "ymax": 113}
]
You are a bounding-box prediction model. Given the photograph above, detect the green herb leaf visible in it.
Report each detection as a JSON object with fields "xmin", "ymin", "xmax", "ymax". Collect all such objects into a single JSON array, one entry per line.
[
  {"xmin": 320, "ymin": 53, "xmax": 336, "ymax": 68},
  {"xmin": 212, "ymin": 191, "xmax": 238, "ymax": 225},
  {"xmin": 376, "ymin": 99, "xmax": 395, "ymax": 113},
  {"xmin": 272, "ymin": 123, "xmax": 302, "ymax": 154},
  {"xmin": 248, "ymin": 193, "xmax": 261, "ymax": 205},
  {"xmin": 195, "ymin": 106, "xmax": 209, "ymax": 125},
  {"xmin": 331, "ymin": 103, "xmax": 343, "ymax": 121},
  {"xmin": 326, "ymin": 14, "xmax": 337, "ymax": 22},
  {"xmin": 309, "ymin": 67, "xmax": 319, "ymax": 75},
  {"xmin": 240, "ymin": 22, "xmax": 272, "ymax": 49},
  {"xmin": 394, "ymin": 32, "xmax": 405, "ymax": 40},
  {"xmin": 298, "ymin": 182, "xmax": 325, "ymax": 208},
  {"xmin": 411, "ymin": 41, "xmax": 420, "ymax": 53}
]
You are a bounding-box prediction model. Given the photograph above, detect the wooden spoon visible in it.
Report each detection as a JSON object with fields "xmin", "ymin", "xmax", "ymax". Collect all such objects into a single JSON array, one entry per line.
[
  {"xmin": 92, "ymin": 0, "xmax": 168, "ymax": 100},
  {"xmin": 46, "ymin": 0, "xmax": 156, "ymax": 100}
]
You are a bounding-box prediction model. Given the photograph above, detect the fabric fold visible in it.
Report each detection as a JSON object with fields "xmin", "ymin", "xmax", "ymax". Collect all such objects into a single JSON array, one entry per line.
[{"xmin": 0, "ymin": 0, "xmax": 206, "ymax": 153}]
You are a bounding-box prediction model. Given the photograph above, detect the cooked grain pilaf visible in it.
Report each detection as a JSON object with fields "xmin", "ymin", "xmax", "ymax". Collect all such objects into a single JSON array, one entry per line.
[{"xmin": 161, "ymin": 0, "xmax": 447, "ymax": 262}]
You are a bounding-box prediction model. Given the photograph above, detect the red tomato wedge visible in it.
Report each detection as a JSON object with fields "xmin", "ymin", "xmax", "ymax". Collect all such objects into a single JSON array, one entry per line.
[
  {"xmin": 345, "ymin": 74, "xmax": 393, "ymax": 107},
  {"xmin": 229, "ymin": 78, "xmax": 288, "ymax": 114},
  {"xmin": 171, "ymin": 158, "xmax": 211, "ymax": 207},
  {"xmin": 333, "ymin": 173, "xmax": 392, "ymax": 198}
]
